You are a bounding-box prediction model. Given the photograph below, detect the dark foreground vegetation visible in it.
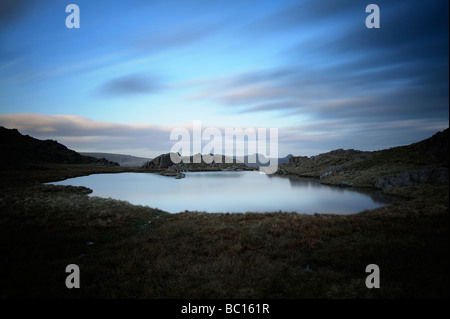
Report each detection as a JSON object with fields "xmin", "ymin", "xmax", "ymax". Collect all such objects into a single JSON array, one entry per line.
[{"xmin": 0, "ymin": 164, "xmax": 448, "ymax": 298}]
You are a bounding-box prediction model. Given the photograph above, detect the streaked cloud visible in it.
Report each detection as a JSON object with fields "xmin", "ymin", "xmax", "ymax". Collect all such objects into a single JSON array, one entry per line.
[
  {"xmin": 185, "ymin": 0, "xmax": 448, "ymax": 132},
  {"xmin": 97, "ymin": 73, "xmax": 164, "ymax": 97}
]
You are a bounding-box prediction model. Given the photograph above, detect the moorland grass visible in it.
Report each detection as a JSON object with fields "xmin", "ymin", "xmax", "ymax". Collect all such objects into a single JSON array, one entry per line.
[{"xmin": 0, "ymin": 164, "xmax": 448, "ymax": 298}]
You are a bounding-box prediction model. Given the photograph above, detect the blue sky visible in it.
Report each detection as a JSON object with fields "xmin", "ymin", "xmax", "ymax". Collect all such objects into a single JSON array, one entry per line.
[{"xmin": 0, "ymin": 0, "xmax": 448, "ymax": 158}]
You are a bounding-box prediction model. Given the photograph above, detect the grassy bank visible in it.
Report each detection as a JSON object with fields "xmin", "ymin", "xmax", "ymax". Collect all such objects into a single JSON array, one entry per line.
[
  {"xmin": 0, "ymin": 164, "xmax": 448, "ymax": 298},
  {"xmin": 279, "ymin": 129, "xmax": 449, "ymax": 188}
]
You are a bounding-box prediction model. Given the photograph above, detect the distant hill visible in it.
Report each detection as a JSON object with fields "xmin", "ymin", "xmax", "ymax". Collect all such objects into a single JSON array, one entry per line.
[
  {"xmin": 0, "ymin": 126, "xmax": 119, "ymax": 169},
  {"xmin": 242, "ymin": 154, "xmax": 293, "ymax": 167},
  {"xmin": 80, "ymin": 152, "xmax": 152, "ymax": 167},
  {"xmin": 141, "ymin": 153, "xmax": 293, "ymax": 170}
]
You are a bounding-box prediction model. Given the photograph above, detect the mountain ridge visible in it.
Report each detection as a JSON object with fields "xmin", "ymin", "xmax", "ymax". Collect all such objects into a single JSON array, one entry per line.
[
  {"xmin": 0, "ymin": 126, "xmax": 119, "ymax": 169},
  {"xmin": 80, "ymin": 152, "xmax": 152, "ymax": 167}
]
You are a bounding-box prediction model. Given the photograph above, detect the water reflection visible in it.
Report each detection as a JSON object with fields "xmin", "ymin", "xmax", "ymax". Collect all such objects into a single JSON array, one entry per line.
[
  {"xmin": 49, "ymin": 171, "xmax": 399, "ymax": 214},
  {"xmin": 269, "ymin": 174, "xmax": 400, "ymax": 205}
]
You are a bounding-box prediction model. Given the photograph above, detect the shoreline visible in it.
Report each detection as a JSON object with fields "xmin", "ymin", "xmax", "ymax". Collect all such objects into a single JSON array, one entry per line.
[{"xmin": 37, "ymin": 165, "xmax": 407, "ymax": 215}]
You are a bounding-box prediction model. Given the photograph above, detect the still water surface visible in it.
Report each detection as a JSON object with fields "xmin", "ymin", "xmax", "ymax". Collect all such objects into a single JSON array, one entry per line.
[{"xmin": 50, "ymin": 171, "xmax": 396, "ymax": 214}]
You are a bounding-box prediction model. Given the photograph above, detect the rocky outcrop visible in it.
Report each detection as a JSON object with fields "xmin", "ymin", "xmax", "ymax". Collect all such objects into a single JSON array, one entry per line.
[
  {"xmin": 319, "ymin": 157, "xmax": 365, "ymax": 179},
  {"xmin": 375, "ymin": 167, "xmax": 449, "ymax": 189},
  {"xmin": 277, "ymin": 128, "xmax": 449, "ymax": 189},
  {"xmin": 288, "ymin": 156, "xmax": 308, "ymax": 165},
  {"xmin": 280, "ymin": 149, "xmax": 373, "ymax": 178},
  {"xmin": 141, "ymin": 153, "xmax": 177, "ymax": 169},
  {"xmin": 141, "ymin": 152, "xmax": 249, "ymax": 178},
  {"xmin": 142, "ymin": 153, "xmax": 247, "ymax": 170}
]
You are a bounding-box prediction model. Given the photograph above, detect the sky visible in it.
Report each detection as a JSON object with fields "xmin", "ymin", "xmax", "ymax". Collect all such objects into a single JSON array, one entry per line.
[{"xmin": 0, "ymin": 0, "xmax": 448, "ymax": 158}]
